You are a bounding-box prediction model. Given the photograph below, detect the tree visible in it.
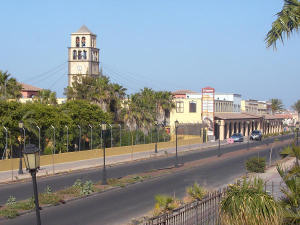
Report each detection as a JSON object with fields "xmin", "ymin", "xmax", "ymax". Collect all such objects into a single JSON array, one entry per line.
[
  {"xmin": 266, "ymin": 0, "xmax": 300, "ymax": 49},
  {"xmin": 270, "ymin": 98, "xmax": 284, "ymax": 113},
  {"xmin": 34, "ymin": 89, "xmax": 57, "ymax": 105},
  {"xmin": 292, "ymin": 100, "xmax": 300, "ymax": 113},
  {"xmin": 0, "ymin": 70, "xmax": 22, "ymax": 100}
]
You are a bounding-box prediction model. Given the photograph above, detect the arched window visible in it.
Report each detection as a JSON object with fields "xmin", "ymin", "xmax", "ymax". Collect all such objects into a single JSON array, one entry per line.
[
  {"xmin": 76, "ymin": 37, "xmax": 80, "ymax": 47},
  {"xmin": 73, "ymin": 50, "xmax": 77, "ymax": 60},
  {"xmin": 81, "ymin": 37, "xmax": 86, "ymax": 47},
  {"xmin": 78, "ymin": 51, "xmax": 82, "ymax": 60},
  {"xmin": 83, "ymin": 50, "xmax": 87, "ymax": 59}
]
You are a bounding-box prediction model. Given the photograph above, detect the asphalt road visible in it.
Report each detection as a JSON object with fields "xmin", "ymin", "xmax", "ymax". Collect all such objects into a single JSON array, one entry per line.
[
  {"xmin": 0, "ymin": 137, "xmax": 289, "ymax": 225},
  {"xmin": 0, "ymin": 135, "xmax": 292, "ymax": 205}
]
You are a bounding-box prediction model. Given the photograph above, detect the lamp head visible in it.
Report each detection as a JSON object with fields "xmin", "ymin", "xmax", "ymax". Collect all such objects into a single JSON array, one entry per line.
[
  {"xmin": 175, "ymin": 120, "xmax": 179, "ymax": 127},
  {"xmin": 101, "ymin": 122, "xmax": 107, "ymax": 131},
  {"xmin": 18, "ymin": 121, "xmax": 24, "ymax": 129},
  {"xmin": 23, "ymin": 144, "xmax": 40, "ymax": 171}
]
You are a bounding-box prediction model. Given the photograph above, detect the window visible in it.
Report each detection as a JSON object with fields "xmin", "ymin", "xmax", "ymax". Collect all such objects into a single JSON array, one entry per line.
[
  {"xmin": 76, "ymin": 37, "xmax": 80, "ymax": 47},
  {"xmin": 78, "ymin": 51, "xmax": 82, "ymax": 60},
  {"xmin": 176, "ymin": 101, "xmax": 184, "ymax": 113},
  {"xmin": 73, "ymin": 50, "xmax": 77, "ymax": 60},
  {"xmin": 83, "ymin": 50, "xmax": 87, "ymax": 59},
  {"xmin": 189, "ymin": 102, "xmax": 196, "ymax": 113},
  {"xmin": 81, "ymin": 37, "xmax": 86, "ymax": 47}
]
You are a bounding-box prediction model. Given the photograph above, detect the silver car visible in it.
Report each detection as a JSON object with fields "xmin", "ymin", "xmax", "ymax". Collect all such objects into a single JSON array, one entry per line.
[
  {"xmin": 250, "ymin": 130, "xmax": 262, "ymax": 141},
  {"xmin": 230, "ymin": 133, "xmax": 244, "ymax": 142}
]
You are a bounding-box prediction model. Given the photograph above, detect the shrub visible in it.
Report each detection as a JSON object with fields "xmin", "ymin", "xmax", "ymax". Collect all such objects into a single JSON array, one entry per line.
[
  {"xmin": 220, "ymin": 178, "xmax": 282, "ymax": 225},
  {"xmin": 72, "ymin": 179, "xmax": 94, "ymax": 195},
  {"xmin": 186, "ymin": 182, "xmax": 207, "ymax": 201},
  {"xmin": 246, "ymin": 157, "xmax": 266, "ymax": 173},
  {"xmin": 153, "ymin": 195, "xmax": 181, "ymax": 216}
]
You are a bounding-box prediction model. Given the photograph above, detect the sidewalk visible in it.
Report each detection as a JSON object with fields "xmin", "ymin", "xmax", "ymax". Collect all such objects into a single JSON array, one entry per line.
[
  {"xmin": 0, "ymin": 140, "xmax": 227, "ymax": 183},
  {"xmin": 250, "ymin": 157, "xmax": 296, "ymax": 199}
]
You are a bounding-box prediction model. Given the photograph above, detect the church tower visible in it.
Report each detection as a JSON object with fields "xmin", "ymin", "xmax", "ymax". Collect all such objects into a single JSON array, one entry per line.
[{"xmin": 68, "ymin": 25, "xmax": 100, "ymax": 86}]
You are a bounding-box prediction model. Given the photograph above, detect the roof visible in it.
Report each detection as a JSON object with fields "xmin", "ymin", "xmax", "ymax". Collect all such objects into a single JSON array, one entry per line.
[
  {"xmin": 215, "ymin": 113, "xmax": 262, "ymax": 120},
  {"xmin": 172, "ymin": 90, "xmax": 198, "ymax": 95},
  {"xmin": 76, "ymin": 25, "xmax": 93, "ymax": 34},
  {"xmin": 20, "ymin": 83, "xmax": 42, "ymax": 92}
]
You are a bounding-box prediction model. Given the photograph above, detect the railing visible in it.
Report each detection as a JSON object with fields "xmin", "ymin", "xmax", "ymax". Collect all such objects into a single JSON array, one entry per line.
[{"xmin": 143, "ymin": 189, "xmax": 226, "ymax": 225}]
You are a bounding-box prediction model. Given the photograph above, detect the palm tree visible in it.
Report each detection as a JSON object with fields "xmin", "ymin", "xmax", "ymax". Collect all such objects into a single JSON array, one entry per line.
[
  {"xmin": 292, "ymin": 100, "xmax": 300, "ymax": 114},
  {"xmin": 220, "ymin": 178, "xmax": 282, "ymax": 225},
  {"xmin": 35, "ymin": 89, "xmax": 57, "ymax": 105},
  {"xmin": 266, "ymin": 0, "xmax": 300, "ymax": 49},
  {"xmin": 153, "ymin": 194, "xmax": 181, "ymax": 216},
  {"xmin": 186, "ymin": 182, "xmax": 207, "ymax": 201},
  {"xmin": 0, "ymin": 70, "xmax": 22, "ymax": 99},
  {"xmin": 277, "ymin": 164, "xmax": 300, "ymax": 224},
  {"xmin": 270, "ymin": 98, "xmax": 284, "ymax": 113}
]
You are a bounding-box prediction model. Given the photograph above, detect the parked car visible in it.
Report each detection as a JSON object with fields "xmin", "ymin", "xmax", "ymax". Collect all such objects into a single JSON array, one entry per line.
[
  {"xmin": 250, "ymin": 130, "xmax": 262, "ymax": 141},
  {"xmin": 230, "ymin": 133, "xmax": 244, "ymax": 142}
]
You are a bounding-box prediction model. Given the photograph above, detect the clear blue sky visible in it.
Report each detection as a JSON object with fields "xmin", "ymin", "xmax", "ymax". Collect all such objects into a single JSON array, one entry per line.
[{"xmin": 0, "ymin": 0, "xmax": 299, "ymax": 108}]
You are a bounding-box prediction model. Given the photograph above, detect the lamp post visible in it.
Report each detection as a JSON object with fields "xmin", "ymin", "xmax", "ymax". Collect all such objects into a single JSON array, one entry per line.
[
  {"xmin": 23, "ymin": 144, "xmax": 41, "ymax": 225},
  {"xmin": 108, "ymin": 124, "xmax": 112, "ymax": 148},
  {"xmin": 247, "ymin": 121, "xmax": 250, "ymax": 150},
  {"xmin": 18, "ymin": 121, "xmax": 24, "ymax": 174},
  {"xmin": 89, "ymin": 124, "xmax": 93, "ymax": 150},
  {"xmin": 77, "ymin": 125, "xmax": 81, "ymax": 151},
  {"xmin": 101, "ymin": 123, "xmax": 107, "ymax": 185},
  {"xmin": 296, "ymin": 123, "xmax": 299, "ymax": 146},
  {"xmin": 175, "ymin": 120, "xmax": 179, "ymax": 167},
  {"xmin": 99, "ymin": 123, "xmax": 103, "ymax": 148},
  {"xmin": 119, "ymin": 124, "xmax": 122, "ymax": 147},
  {"xmin": 2, "ymin": 126, "xmax": 8, "ymax": 160},
  {"xmin": 36, "ymin": 125, "xmax": 40, "ymax": 151},
  {"xmin": 65, "ymin": 125, "xmax": 69, "ymax": 152},
  {"xmin": 216, "ymin": 120, "xmax": 221, "ymax": 157},
  {"xmin": 154, "ymin": 121, "xmax": 158, "ymax": 153}
]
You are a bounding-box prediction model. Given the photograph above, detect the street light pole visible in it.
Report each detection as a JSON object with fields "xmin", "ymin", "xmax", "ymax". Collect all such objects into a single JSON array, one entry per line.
[
  {"xmin": 89, "ymin": 124, "xmax": 93, "ymax": 150},
  {"xmin": 2, "ymin": 127, "xmax": 8, "ymax": 160},
  {"xmin": 101, "ymin": 123, "xmax": 107, "ymax": 185},
  {"xmin": 99, "ymin": 123, "xmax": 103, "ymax": 148},
  {"xmin": 18, "ymin": 121, "xmax": 24, "ymax": 174},
  {"xmin": 50, "ymin": 125, "xmax": 55, "ymax": 174},
  {"xmin": 109, "ymin": 124, "xmax": 112, "ymax": 148},
  {"xmin": 65, "ymin": 125, "xmax": 69, "ymax": 152},
  {"xmin": 155, "ymin": 121, "xmax": 158, "ymax": 153},
  {"xmin": 119, "ymin": 124, "xmax": 121, "ymax": 147},
  {"xmin": 175, "ymin": 120, "xmax": 179, "ymax": 167},
  {"xmin": 77, "ymin": 125, "xmax": 81, "ymax": 151},
  {"xmin": 216, "ymin": 120, "xmax": 221, "ymax": 157},
  {"xmin": 36, "ymin": 125, "xmax": 40, "ymax": 151}
]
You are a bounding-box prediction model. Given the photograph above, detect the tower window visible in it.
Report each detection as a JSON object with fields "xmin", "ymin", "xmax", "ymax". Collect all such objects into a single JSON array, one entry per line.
[
  {"xmin": 76, "ymin": 37, "xmax": 80, "ymax": 47},
  {"xmin": 73, "ymin": 50, "xmax": 77, "ymax": 60},
  {"xmin": 83, "ymin": 50, "xmax": 87, "ymax": 59},
  {"xmin": 78, "ymin": 51, "xmax": 82, "ymax": 60},
  {"xmin": 81, "ymin": 37, "xmax": 86, "ymax": 47}
]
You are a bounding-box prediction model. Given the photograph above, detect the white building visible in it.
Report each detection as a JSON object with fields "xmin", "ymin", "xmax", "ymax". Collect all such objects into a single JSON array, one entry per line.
[
  {"xmin": 68, "ymin": 25, "xmax": 100, "ymax": 86},
  {"xmin": 215, "ymin": 93, "xmax": 242, "ymax": 113}
]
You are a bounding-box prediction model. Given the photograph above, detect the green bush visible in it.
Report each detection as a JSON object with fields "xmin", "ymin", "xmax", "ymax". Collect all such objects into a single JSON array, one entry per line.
[
  {"xmin": 72, "ymin": 179, "xmax": 94, "ymax": 195},
  {"xmin": 246, "ymin": 157, "xmax": 266, "ymax": 173}
]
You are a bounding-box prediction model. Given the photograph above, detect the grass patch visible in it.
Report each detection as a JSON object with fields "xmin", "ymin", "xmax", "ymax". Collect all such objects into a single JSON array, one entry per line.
[
  {"xmin": 246, "ymin": 157, "xmax": 266, "ymax": 173},
  {"xmin": 0, "ymin": 208, "xmax": 18, "ymax": 219}
]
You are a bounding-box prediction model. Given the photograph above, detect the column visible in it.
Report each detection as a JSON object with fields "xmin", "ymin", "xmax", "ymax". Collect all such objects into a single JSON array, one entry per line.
[
  {"xmin": 226, "ymin": 122, "xmax": 230, "ymax": 139},
  {"xmin": 220, "ymin": 120, "xmax": 225, "ymax": 141},
  {"xmin": 245, "ymin": 122, "xmax": 249, "ymax": 137}
]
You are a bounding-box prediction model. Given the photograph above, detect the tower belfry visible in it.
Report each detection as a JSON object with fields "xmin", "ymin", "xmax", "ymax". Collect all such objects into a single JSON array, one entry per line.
[{"xmin": 68, "ymin": 25, "xmax": 100, "ymax": 86}]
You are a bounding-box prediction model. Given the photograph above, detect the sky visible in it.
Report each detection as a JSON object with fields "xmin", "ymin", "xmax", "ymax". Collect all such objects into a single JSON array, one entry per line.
[{"xmin": 0, "ymin": 0, "xmax": 299, "ymax": 108}]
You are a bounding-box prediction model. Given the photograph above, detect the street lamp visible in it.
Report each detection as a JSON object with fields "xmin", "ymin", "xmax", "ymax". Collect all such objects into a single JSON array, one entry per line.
[
  {"xmin": 36, "ymin": 125, "xmax": 41, "ymax": 151},
  {"xmin": 77, "ymin": 125, "xmax": 81, "ymax": 151},
  {"xmin": 247, "ymin": 121, "xmax": 250, "ymax": 150},
  {"xmin": 216, "ymin": 120, "xmax": 221, "ymax": 157},
  {"xmin": 101, "ymin": 123, "xmax": 107, "ymax": 185},
  {"xmin": 108, "ymin": 124, "xmax": 112, "ymax": 148},
  {"xmin": 2, "ymin": 126, "xmax": 8, "ymax": 160},
  {"xmin": 65, "ymin": 125, "xmax": 69, "ymax": 152},
  {"xmin": 18, "ymin": 121, "xmax": 24, "ymax": 174},
  {"xmin": 99, "ymin": 123, "xmax": 103, "ymax": 148},
  {"xmin": 296, "ymin": 123, "xmax": 299, "ymax": 146},
  {"xmin": 23, "ymin": 144, "xmax": 41, "ymax": 225},
  {"xmin": 154, "ymin": 121, "xmax": 158, "ymax": 153},
  {"xmin": 175, "ymin": 120, "xmax": 179, "ymax": 167},
  {"xmin": 89, "ymin": 124, "xmax": 93, "ymax": 150},
  {"xmin": 119, "ymin": 124, "xmax": 122, "ymax": 147}
]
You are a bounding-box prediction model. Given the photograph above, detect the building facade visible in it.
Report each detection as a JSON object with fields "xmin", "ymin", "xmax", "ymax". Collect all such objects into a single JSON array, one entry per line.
[{"xmin": 68, "ymin": 25, "xmax": 100, "ymax": 87}]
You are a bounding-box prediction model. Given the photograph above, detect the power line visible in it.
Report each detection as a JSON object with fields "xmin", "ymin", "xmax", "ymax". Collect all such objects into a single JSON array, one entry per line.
[{"xmin": 48, "ymin": 70, "xmax": 68, "ymax": 90}]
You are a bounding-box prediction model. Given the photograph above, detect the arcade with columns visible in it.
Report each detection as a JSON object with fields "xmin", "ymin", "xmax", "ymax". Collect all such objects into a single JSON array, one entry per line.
[{"xmin": 214, "ymin": 113, "xmax": 283, "ymax": 141}]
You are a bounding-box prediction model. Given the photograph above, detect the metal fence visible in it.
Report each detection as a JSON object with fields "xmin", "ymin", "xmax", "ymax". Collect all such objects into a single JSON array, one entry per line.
[
  {"xmin": 143, "ymin": 189, "xmax": 226, "ymax": 225},
  {"xmin": 139, "ymin": 180, "xmax": 284, "ymax": 225}
]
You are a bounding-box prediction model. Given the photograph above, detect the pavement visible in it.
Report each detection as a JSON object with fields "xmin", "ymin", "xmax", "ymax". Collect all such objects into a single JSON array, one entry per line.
[
  {"xmin": 0, "ymin": 139, "xmax": 227, "ymax": 183},
  {"xmin": 250, "ymin": 157, "xmax": 297, "ymax": 199}
]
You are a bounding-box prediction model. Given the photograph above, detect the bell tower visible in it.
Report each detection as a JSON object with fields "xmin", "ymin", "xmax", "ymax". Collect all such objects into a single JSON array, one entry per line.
[{"xmin": 68, "ymin": 25, "xmax": 100, "ymax": 86}]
